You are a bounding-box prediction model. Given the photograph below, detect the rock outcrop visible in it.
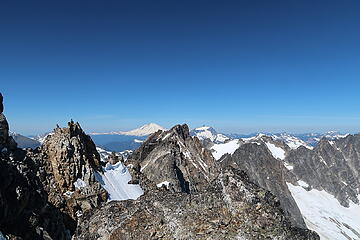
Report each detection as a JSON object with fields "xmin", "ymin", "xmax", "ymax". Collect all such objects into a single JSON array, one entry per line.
[
  {"xmin": 0, "ymin": 93, "xmax": 16, "ymax": 151},
  {"xmin": 74, "ymin": 167, "xmax": 319, "ymax": 240},
  {"xmin": 0, "ymin": 148, "xmax": 69, "ymax": 239},
  {"xmin": 36, "ymin": 121, "xmax": 107, "ymax": 232},
  {"xmin": 0, "ymin": 93, "xmax": 106, "ymax": 239},
  {"xmin": 220, "ymin": 142, "xmax": 306, "ymax": 229},
  {"xmin": 127, "ymin": 124, "xmax": 218, "ymax": 193}
]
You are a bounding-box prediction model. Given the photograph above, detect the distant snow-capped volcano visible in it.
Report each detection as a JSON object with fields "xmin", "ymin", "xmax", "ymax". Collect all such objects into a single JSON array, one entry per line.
[{"xmin": 90, "ymin": 123, "xmax": 166, "ymax": 137}]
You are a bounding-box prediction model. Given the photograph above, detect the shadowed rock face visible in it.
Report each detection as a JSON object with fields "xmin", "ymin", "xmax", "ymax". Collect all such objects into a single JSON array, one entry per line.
[
  {"xmin": 74, "ymin": 167, "xmax": 319, "ymax": 240},
  {"xmin": 220, "ymin": 142, "xmax": 306, "ymax": 229},
  {"xmin": 0, "ymin": 149, "xmax": 69, "ymax": 240},
  {"xmin": 286, "ymin": 134, "xmax": 360, "ymax": 207}
]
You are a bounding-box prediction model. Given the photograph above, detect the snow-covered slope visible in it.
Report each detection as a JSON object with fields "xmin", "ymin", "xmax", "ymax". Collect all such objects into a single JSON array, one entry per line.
[
  {"xmin": 288, "ymin": 182, "xmax": 360, "ymax": 240},
  {"xmin": 265, "ymin": 142, "xmax": 286, "ymax": 160},
  {"xmin": 211, "ymin": 139, "xmax": 241, "ymax": 160},
  {"xmin": 190, "ymin": 126, "xmax": 229, "ymax": 143},
  {"xmin": 272, "ymin": 134, "xmax": 313, "ymax": 150},
  {"xmin": 94, "ymin": 162, "xmax": 143, "ymax": 201}
]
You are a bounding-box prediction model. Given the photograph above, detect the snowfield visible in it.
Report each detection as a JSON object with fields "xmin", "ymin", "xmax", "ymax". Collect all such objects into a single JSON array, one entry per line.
[
  {"xmin": 94, "ymin": 162, "xmax": 144, "ymax": 201},
  {"xmin": 265, "ymin": 142, "xmax": 286, "ymax": 160},
  {"xmin": 287, "ymin": 182, "xmax": 360, "ymax": 240},
  {"xmin": 211, "ymin": 139, "xmax": 241, "ymax": 160},
  {"xmin": 273, "ymin": 134, "xmax": 313, "ymax": 150}
]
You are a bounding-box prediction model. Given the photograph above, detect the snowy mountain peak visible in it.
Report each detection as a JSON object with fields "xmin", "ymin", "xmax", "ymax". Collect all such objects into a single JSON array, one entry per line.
[
  {"xmin": 89, "ymin": 123, "xmax": 166, "ymax": 137},
  {"xmin": 119, "ymin": 123, "xmax": 166, "ymax": 136},
  {"xmin": 190, "ymin": 126, "xmax": 229, "ymax": 143}
]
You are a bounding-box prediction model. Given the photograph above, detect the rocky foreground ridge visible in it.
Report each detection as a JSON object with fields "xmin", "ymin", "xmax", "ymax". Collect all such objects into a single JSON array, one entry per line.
[
  {"xmin": 1, "ymin": 94, "xmax": 319, "ymax": 239},
  {"xmin": 0, "ymin": 94, "xmax": 105, "ymax": 239},
  {"xmin": 74, "ymin": 124, "xmax": 318, "ymax": 240}
]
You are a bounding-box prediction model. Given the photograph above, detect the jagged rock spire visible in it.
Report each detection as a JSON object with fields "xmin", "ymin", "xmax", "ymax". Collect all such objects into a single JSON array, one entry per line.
[
  {"xmin": 0, "ymin": 92, "xmax": 3, "ymax": 113},
  {"xmin": 0, "ymin": 93, "xmax": 17, "ymax": 150},
  {"xmin": 0, "ymin": 93, "xmax": 9, "ymax": 148}
]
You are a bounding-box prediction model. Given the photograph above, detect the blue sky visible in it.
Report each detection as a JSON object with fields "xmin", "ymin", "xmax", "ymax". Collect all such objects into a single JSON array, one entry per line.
[{"xmin": 1, "ymin": 0, "xmax": 359, "ymax": 135}]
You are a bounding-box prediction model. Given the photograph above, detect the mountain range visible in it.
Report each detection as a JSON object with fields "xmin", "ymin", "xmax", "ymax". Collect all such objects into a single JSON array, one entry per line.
[
  {"xmin": 15, "ymin": 123, "xmax": 350, "ymax": 154},
  {"xmin": 2, "ymin": 93, "xmax": 360, "ymax": 239}
]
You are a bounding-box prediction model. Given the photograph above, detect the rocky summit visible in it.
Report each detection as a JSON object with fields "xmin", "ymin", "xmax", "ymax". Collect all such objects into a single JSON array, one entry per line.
[
  {"xmin": 126, "ymin": 124, "xmax": 218, "ymax": 193},
  {"xmin": 0, "ymin": 95, "xmax": 106, "ymax": 239}
]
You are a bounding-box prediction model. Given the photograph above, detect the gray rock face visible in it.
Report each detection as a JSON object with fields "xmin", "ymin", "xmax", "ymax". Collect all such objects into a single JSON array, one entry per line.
[
  {"xmin": 0, "ymin": 121, "xmax": 107, "ymax": 239},
  {"xmin": 220, "ymin": 142, "xmax": 306, "ymax": 229},
  {"xmin": 74, "ymin": 167, "xmax": 319, "ymax": 240},
  {"xmin": 285, "ymin": 134, "xmax": 360, "ymax": 207},
  {"xmin": 127, "ymin": 124, "xmax": 218, "ymax": 193},
  {"xmin": 37, "ymin": 121, "xmax": 107, "ymax": 233}
]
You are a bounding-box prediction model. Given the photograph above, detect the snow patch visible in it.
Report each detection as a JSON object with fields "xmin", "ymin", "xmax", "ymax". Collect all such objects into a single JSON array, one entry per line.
[
  {"xmin": 157, "ymin": 181, "xmax": 170, "ymax": 188},
  {"xmin": 63, "ymin": 191, "xmax": 74, "ymax": 198},
  {"xmin": 298, "ymin": 180, "xmax": 309, "ymax": 188},
  {"xmin": 265, "ymin": 142, "xmax": 286, "ymax": 160},
  {"xmin": 273, "ymin": 134, "xmax": 313, "ymax": 150},
  {"xmin": 95, "ymin": 162, "xmax": 143, "ymax": 201},
  {"xmin": 74, "ymin": 179, "xmax": 87, "ymax": 189},
  {"xmin": 211, "ymin": 140, "xmax": 241, "ymax": 160}
]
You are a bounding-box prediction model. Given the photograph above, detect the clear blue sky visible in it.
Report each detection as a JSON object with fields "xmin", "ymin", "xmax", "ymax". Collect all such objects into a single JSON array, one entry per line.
[{"xmin": 1, "ymin": 0, "xmax": 359, "ymax": 135}]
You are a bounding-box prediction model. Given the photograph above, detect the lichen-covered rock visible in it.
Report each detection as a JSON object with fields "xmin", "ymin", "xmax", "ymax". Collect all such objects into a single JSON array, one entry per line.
[{"xmin": 74, "ymin": 167, "xmax": 319, "ymax": 240}]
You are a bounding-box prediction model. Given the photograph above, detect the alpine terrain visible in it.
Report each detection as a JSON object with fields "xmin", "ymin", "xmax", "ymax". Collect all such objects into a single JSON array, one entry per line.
[{"xmin": 0, "ymin": 93, "xmax": 359, "ymax": 240}]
